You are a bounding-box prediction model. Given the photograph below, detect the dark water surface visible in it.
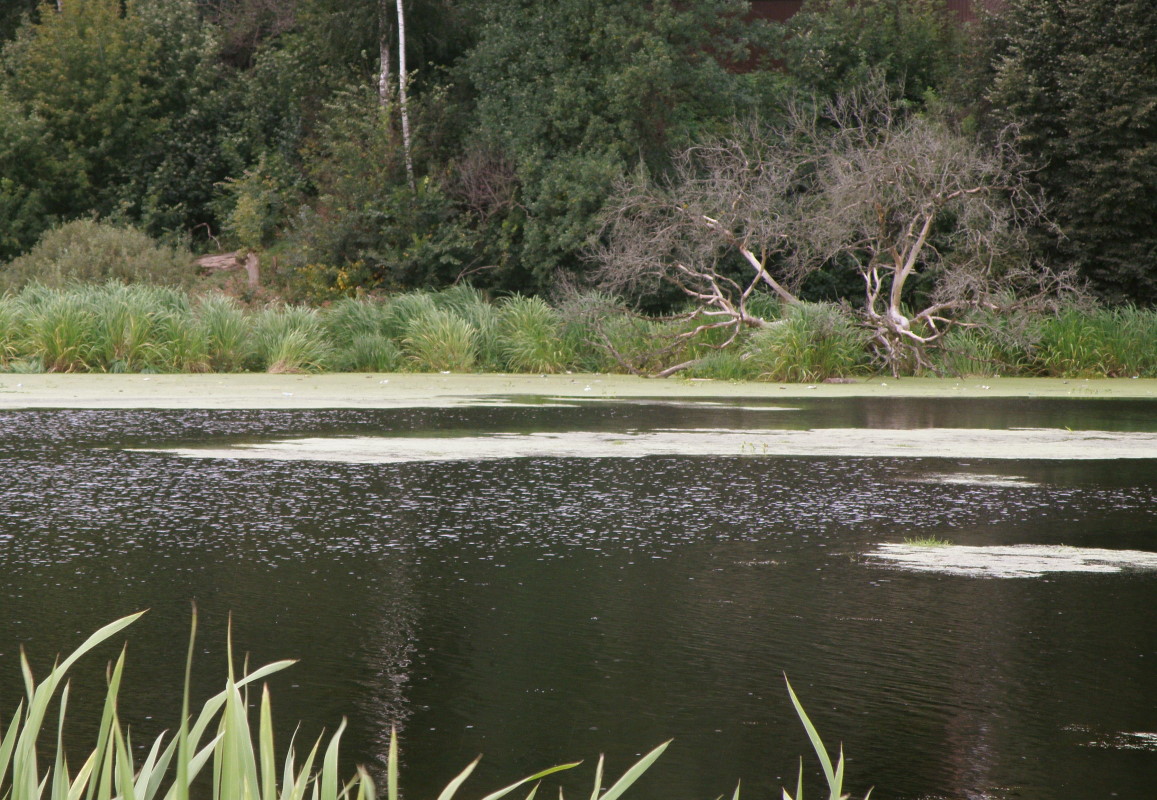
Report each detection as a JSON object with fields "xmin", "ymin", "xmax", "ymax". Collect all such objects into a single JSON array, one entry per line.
[{"xmin": 2, "ymin": 398, "xmax": 1156, "ymax": 799}]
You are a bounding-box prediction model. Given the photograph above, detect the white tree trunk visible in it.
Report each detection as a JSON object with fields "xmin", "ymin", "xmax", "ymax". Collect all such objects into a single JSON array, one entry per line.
[{"xmin": 396, "ymin": 0, "xmax": 415, "ymax": 190}]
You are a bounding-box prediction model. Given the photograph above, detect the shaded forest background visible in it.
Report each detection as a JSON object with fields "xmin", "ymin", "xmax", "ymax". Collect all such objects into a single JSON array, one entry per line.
[{"xmin": 0, "ymin": 0, "xmax": 1154, "ymax": 307}]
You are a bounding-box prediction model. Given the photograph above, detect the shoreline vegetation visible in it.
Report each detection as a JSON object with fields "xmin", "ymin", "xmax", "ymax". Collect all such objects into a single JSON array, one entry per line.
[{"xmin": 4, "ymin": 284, "xmax": 1157, "ymax": 392}]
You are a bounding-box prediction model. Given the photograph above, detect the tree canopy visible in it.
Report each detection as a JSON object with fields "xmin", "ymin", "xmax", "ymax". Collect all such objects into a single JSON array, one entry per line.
[{"xmin": 0, "ymin": 0, "xmax": 1152, "ymax": 309}]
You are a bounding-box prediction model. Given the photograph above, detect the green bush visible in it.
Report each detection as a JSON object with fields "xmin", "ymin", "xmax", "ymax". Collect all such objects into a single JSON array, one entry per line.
[{"xmin": 0, "ymin": 219, "xmax": 193, "ymax": 292}]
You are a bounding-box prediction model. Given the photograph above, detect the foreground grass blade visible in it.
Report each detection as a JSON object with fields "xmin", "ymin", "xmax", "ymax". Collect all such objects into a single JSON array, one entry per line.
[
  {"xmin": 784, "ymin": 677, "xmax": 837, "ymax": 793},
  {"xmin": 434, "ymin": 755, "xmax": 480, "ymax": 800},
  {"xmin": 478, "ymin": 761, "xmax": 582, "ymax": 800},
  {"xmin": 597, "ymin": 740, "xmax": 670, "ymax": 800}
]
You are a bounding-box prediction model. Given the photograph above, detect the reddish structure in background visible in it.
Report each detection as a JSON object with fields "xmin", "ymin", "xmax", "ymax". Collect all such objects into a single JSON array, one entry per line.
[{"xmin": 749, "ymin": 0, "xmax": 1004, "ymax": 24}]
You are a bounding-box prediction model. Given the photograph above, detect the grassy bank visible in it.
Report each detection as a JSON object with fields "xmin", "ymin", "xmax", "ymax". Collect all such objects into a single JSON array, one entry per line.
[{"xmin": 3, "ymin": 283, "xmax": 1157, "ymax": 380}]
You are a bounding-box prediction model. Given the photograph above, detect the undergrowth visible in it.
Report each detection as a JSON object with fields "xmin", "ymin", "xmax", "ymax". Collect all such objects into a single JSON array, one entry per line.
[{"xmin": 0, "ymin": 283, "xmax": 1152, "ymax": 381}]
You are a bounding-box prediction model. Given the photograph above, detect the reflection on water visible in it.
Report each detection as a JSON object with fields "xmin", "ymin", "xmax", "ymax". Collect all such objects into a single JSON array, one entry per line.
[{"xmin": 0, "ymin": 399, "xmax": 1156, "ymax": 799}]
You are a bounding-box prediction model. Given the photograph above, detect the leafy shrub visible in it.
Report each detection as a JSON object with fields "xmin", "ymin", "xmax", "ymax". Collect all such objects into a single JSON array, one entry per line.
[{"xmin": 0, "ymin": 219, "xmax": 193, "ymax": 292}]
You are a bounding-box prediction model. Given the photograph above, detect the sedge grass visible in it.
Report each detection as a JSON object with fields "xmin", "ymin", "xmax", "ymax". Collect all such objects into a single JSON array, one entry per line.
[
  {"xmin": 903, "ymin": 535, "xmax": 953, "ymax": 547},
  {"xmin": 197, "ymin": 294, "xmax": 251, "ymax": 372},
  {"xmin": 433, "ymin": 286, "xmax": 501, "ymax": 370},
  {"xmin": 745, "ymin": 303, "xmax": 867, "ymax": 383},
  {"xmin": 402, "ymin": 308, "xmax": 478, "ymax": 372},
  {"xmin": 7, "ymin": 281, "xmax": 1155, "ymax": 381},
  {"xmin": 253, "ymin": 306, "xmax": 332, "ymax": 373},
  {"xmin": 23, "ymin": 289, "xmax": 97, "ymax": 372},
  {"xmin": 496, "ymin": 295, "xmax": 572, "ymax": 373}
]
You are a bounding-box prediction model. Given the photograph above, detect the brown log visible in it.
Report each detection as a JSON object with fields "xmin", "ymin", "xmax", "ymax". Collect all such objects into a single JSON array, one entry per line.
[{"xmin": 194, "ymin": 251, "xmax": 260, "ymax": 289}]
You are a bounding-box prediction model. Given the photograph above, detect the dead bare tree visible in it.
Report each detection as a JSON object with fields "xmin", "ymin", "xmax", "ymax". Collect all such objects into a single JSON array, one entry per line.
[
  {"xmin": 595, "ymin": 82, "xmax": 1078, "ymax": 377},
  {"xmin": 805, "ymin": 84, "xmax": 1071, "ymax": 374},
  {"xmin": 594, "ymin": 117, "xmax": 819, "ymax": 351}
]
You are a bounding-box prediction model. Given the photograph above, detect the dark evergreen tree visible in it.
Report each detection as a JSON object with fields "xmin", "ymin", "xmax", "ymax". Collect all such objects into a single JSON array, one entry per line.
[
  {"xmin": 777, "ymin": 0, "xmax": 962, "ymax": 104},
  {"xmin": 987, "ymin": 0, "xmax": 1157, "ymax": 303},
  {"xmin": 457, "ymin": 0, "xmax": 775, "ymax": 290}
]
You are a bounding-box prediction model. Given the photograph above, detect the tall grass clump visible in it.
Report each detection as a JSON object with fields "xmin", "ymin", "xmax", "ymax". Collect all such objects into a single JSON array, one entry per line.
[
  {"xmin": 381, "ymin": 291, "xmax": 438, "ymax": 341},
  {"xmin": 0, "ymin": 612, "xmax": 374, "ymax": 800},
  {"xmin": 2, "ymin": 615, "xmax": 871, "ymax": 800},
  {"xmin": 402, "ymin": 307, "xmax": 478, "ymax": 372},
  {"xmin": 0, "ymin": 295, "xmax": 20, "ymax": 367},
  {"xmin": 434, "ymin": 286, "xmax": 501, "ymax": 369},
  {"xmin": 322, "ymin": 297, "xmax": 393, "ymax": 344},
  {"xmin": 931, "ymin": 311, "xmax": 1035, "ymax": 377},
  {"xmin": 683, "ymin": 348, "xmax": 759, "ymax": 381},
  {"xmin": 496, "ymin": 295, "xmax": 572, "ymax": 373},
  {"xmin": 0, "ymin": 219, "xmax": 193, "ymax": 293},
  {"xmin": 745, "ymin": 303, "xmax": 867, "ymax": 382},
  {"xmin": 22, "ymin": 289, "xmax": 98, "ymax": 372},
  {"xmin": 84, "ymin": 284, "xmax": 204, "ymax": 372},
  {"xmin": 321, "ymin": 298, "xmax": 402, "ymax": 372},
  {"xmin": 253, "ymin": 306, "xmax": 331, "ymax": 373},
  {"xmin": 197, "ymin": 294, "xmax": 252, "ymax": 372},
  {"xmin": 1033, "ymin": 306, "xmax": 1157, "ymax": 377},
  {"xmin": 556, "ymin": 290, "xmax": 627, "ymax": 373},
  {"xmin": 1, "ymin": 612, "xmax": 690, "ymax": 800}
]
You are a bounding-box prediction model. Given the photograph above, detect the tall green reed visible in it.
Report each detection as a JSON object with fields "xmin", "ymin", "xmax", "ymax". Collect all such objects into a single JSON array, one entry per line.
[
  {"xmin": 744, "ymin": 303, "xmax": 867, "ymax": 382},
  {"xmin": 253, "ymin": 306, "xmax": 332, "ymax": 373},
  {"xmin": 434, "ymin": 286, "xmax": 501, "ymax": 370},
  {"xmin": 23, "ymin": 289, "xmax": 97, "ymax": 372},
  {"xmin": 402, "ymin": 308, "xmax": 478, "ymax": 372},
  {"xmin": 197, "ymin": 294, "xmax": 251, "ymax": 372},
  {"xmin": 1033, "ymin": 306, "xmax": 1157, "ymax": 377},
  {"xmin": 0, "ymin": 614, "xmax": 680, "ymax": 800},
  {"xmin": 496, "ymin": 296, "xmax": 572, "ymax": 373}
]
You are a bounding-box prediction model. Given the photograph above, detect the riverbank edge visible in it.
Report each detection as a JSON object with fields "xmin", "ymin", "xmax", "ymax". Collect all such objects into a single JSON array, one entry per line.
[{"xmin": 1, "ymin": 374, "xmax": 1154, "ymax": 409}]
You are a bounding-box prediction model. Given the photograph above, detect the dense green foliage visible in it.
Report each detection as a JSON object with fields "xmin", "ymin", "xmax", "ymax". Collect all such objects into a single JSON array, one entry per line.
[
  {"xmin": 0, "ymin": 0, "xmax": 1153, "ymax": 310},
  {"xmin": 778, "ymin": 0, "xmax": 961, "ymax": 104},
  {"xmin": 987, "ymin": 0, "xmax": 1157, "ymax": 302}
]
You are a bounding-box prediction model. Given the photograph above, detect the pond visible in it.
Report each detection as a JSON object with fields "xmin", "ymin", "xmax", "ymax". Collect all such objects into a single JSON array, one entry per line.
[{"xmin": 1, "ymin": 396, "xmax": 1156, "ymax": 799}]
